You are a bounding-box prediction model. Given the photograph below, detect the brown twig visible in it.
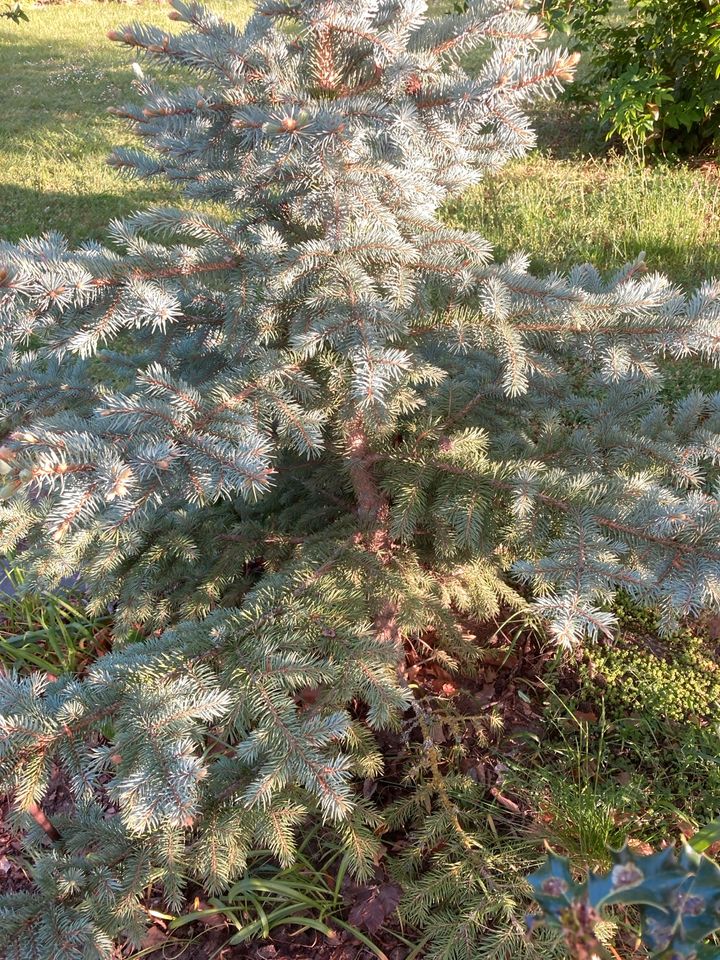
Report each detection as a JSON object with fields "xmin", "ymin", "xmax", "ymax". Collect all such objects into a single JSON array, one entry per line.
[{"xmin": 27, "ymin": 802, "xmax": 60, "ymax": 842}]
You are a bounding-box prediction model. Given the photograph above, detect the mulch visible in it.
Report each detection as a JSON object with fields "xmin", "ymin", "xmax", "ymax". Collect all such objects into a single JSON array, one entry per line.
[
  {"xmin": 130, "ymin": 926, "xmax": 406, "ymax": 960},
  {"xmin": 0, "ymin": 796, "xmax": 30, "ymax": 895}
]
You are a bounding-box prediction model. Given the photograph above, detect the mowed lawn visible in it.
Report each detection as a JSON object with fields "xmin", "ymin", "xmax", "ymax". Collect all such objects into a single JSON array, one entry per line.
[
  {"xmin": 1, "ymin": 0, "xmax": 719, "ymax": 291},
  {"xmin": 0, "ymin": 1, "xmax": 249, "ymax": 243}
]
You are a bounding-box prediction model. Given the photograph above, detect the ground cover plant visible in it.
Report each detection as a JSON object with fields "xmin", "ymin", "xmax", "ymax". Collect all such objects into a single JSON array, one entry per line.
[{"xmin": 2, "ymin": 1, "xmax": 720, "ymax": 958}]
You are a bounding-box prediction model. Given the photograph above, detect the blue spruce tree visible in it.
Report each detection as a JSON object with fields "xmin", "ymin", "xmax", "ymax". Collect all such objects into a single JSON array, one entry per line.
[{"xmin": 1, "ymin": 0, "xmax": 720, "ymax": 955}]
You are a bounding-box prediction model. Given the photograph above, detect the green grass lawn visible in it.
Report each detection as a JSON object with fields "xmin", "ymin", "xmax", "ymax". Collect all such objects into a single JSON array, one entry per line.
[
  {"xmin": 2, "ymin": 1, "xmax": 719, "ymax": 289},
  {"xmin": 0, "ymin": 1, "xmax": 250, "ymax": 243},
  {"xmin": 446, "ymin": 151, "xmax": 720, "ymax": 288},
  {"xmin": 1, "ymin": 3, "xmax": 172, "ymax": 243}
]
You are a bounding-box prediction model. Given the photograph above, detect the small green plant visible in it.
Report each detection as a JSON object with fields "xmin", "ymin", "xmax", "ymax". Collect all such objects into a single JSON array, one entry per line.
[
  {"xmin": 0, "ymin": 564, "xmax": 111, "ymax": 674},
  {"xmin": 529, "ymin": 843, "xmax": 720, "ymax": 959},
  {"xmin": 526, "ymin": 775, "xmax": 635, "ymax": 870},
  {"xmin": 167, "ymin": 832, "xmax": 396, "ymax": 959},
  {"xmin": 506, "ymin": 701, "xmax": 656, "ymax": 869}
]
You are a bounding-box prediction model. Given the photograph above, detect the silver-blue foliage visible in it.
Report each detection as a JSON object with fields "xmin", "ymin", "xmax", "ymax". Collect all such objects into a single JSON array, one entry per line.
[{"xmin": 1, "ymin": 0, "xmax": 720, "ymax": 955}]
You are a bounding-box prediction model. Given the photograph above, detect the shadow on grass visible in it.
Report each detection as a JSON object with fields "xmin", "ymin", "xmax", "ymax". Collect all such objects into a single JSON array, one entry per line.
[
  {"xmin": 0, "ymin": 183, "xmax": 175, "ymax": 244},
  {"xmin": 531, "ymin": 100, "xmax": 613, "ymax": 161},
  {"xmin": 0, "ymin": 8, "xmax": 234, "ymax": 159}
]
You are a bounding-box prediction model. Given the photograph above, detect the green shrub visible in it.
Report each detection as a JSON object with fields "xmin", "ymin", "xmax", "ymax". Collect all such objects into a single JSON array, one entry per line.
[{"xmin": 539, "ymin": 0, "xmax": 720, "ymax": 155}]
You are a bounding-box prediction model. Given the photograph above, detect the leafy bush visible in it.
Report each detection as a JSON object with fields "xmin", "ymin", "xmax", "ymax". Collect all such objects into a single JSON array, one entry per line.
[
  {"xmin": 1, "ymin": 0, "xmax": 720, "ymax": 955},
  {"xmin": 539, "ymin": 0, "xmax": 720, "ymax": 155},
  {"xmin": 0, "ymin": 3, "xmax": 27, "ymax": 25},
  {"xmin": 530, "ymin": 843, "xmax": 720, "ymax": 959}
]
